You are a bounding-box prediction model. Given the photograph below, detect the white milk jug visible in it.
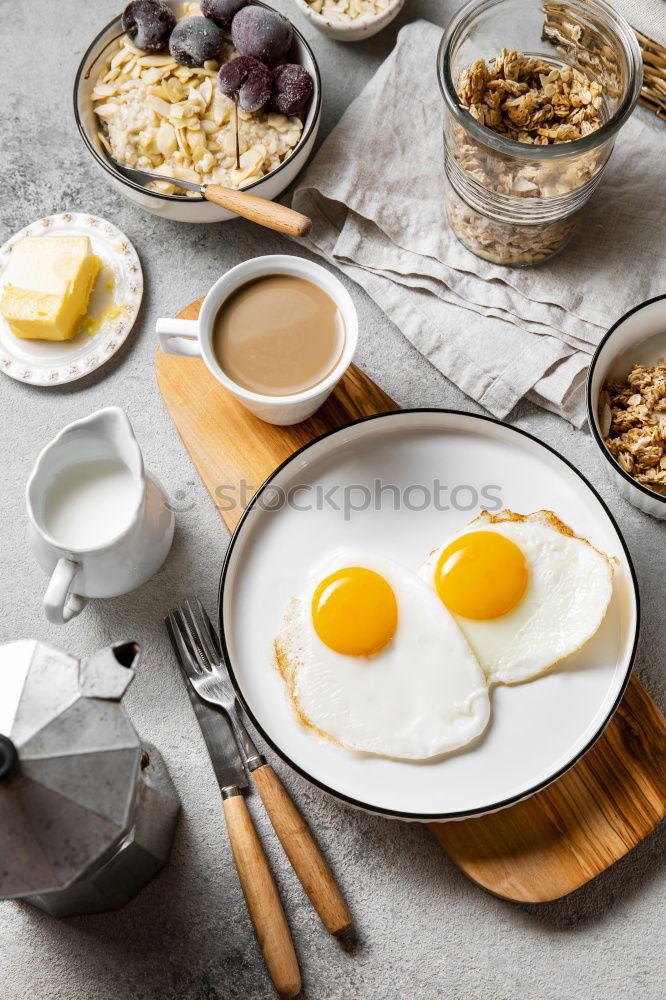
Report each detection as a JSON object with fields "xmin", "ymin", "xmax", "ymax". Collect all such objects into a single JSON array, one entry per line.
[{"xmin": 26, "ymin": 407, "xmax": 175, "ymax": 624}]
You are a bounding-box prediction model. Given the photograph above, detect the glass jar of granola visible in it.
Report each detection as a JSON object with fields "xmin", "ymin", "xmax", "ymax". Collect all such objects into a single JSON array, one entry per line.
[{"xmin": 437, "ymin": 0, "xmax": 642, "ymax": 266}]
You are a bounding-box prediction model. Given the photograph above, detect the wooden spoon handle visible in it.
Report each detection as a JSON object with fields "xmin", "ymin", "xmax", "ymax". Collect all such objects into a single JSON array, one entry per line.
[
  {"xmin": 222, "ymin": 790, "xmax": 301, "ymax": 997},
  {"xmin": 252, "ymin": 764, "xmax": 352, "ymax": 935},
  {"xmin": 204, "ymin": 184, "xmax": 312, "ymax": 237}
]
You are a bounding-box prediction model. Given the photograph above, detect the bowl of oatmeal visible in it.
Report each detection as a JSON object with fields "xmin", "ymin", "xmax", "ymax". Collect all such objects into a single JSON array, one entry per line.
[
  {"xmin": 74, "ymin": 1, "xmax": 321, "ymax": 222},
  {"xmin": 586, "ymin": 296, "xmax": 666, "ymax": 520},
  {"xmin": 292, "ymin": 0, "xmax": 404, "ymax": 41}
]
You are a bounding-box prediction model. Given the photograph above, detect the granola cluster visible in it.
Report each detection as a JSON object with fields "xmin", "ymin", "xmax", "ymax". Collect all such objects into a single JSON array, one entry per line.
[
  {"xmin": 458, "ymin": 49, "xmax": 603, "ymax": 145},
  {"xmin": 599, "ymin": 361, "xmax": 666, "ymax": 495}
]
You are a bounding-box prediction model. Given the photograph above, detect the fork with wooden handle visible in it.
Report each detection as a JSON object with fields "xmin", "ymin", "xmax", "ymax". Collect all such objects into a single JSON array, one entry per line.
[{"xmin": 167, "ymin": 598, "xmax": 352, "ymax": 937}]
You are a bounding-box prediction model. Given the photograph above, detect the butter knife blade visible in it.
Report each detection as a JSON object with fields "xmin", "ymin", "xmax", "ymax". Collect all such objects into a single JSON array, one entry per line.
[{"xmin": 167, "ymin": 621, "xmax": 248, "ymax": 793}]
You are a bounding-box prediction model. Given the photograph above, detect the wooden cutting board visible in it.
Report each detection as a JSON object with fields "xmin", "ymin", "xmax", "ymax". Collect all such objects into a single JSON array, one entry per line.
[{"xmin": 156, "ymin": 298, "xmax": 666, "ymax": 903}]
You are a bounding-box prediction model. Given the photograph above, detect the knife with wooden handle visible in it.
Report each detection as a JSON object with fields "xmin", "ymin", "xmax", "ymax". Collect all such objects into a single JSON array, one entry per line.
[
  {"xmin": 167, "ymin": 611, "xmax": 301, "ymax": 997},
  {"xmin": 223, "ymin": 788, "xmax": 301, "ymax": 998}
]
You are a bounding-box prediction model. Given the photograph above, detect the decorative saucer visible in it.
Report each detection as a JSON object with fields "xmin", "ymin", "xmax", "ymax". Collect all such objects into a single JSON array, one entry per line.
[{"xmin": 0, "ymin": 213, "xmax": 143, "ymax": 385}]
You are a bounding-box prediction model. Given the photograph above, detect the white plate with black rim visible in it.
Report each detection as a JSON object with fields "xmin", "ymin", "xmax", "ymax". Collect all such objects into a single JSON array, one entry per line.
[
  {"xmin": 218, "ymin": 410, "xmax": 639, "ymax": 821},
  {"xmin": 0, "ymin": 213, "xmax": 142, "ymax": 385}
]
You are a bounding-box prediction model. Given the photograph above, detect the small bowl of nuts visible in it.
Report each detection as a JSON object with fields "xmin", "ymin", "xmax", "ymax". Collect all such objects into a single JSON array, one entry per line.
[
  {"xmin": 292, "ymin": 0, "xmax": 405, "ymax": 42},
  {"xmin": 587, "ymin": 296, "xmax": 666, "ymax": 520},
  {"xmin": 74, "ymin": 1, "xmax": 321, "ymax": 222}
]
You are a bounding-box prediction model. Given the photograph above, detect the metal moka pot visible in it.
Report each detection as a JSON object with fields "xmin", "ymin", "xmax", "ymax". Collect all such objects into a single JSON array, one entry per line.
[{"xmin": 0, "ymin": 639, "xmax": 180, "ymax": 916}]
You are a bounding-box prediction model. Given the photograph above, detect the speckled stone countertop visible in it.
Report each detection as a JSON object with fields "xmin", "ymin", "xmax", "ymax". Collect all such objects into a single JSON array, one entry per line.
[{"xmin": 0, "ymin": 2, "xmax": 663, "ymax": 998}]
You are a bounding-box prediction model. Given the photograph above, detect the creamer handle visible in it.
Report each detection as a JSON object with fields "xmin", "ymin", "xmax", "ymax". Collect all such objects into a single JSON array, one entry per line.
[{"xmin": 44, "ymin": 558, "xmax": 88, "ymax": 625}]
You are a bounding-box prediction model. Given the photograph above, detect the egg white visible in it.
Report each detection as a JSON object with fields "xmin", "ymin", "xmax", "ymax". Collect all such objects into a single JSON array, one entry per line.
[
  {"xmin": 275, "ymin": 552, "xmax": 490, "ymax": 761},
  {"xmin": 419, "ymin": 510, "xmax": 614, "ymax": 686}
]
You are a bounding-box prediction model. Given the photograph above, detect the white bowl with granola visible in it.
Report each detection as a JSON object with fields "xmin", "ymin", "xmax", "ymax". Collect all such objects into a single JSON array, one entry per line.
[
  {"xmin": 292, "ymin": 0, "xmax": 404, "ymax": 42},
  {"xmin": 74, "ymin": 1, "xmax": 321, "ymax": 222},
  {"xmin": 587, "ymin": 296, "xmax": 666, "ymax": 520}
]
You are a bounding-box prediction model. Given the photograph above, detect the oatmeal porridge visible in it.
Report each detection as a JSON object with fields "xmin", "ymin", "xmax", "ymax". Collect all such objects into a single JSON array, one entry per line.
[{"xmin": 92, "ymin": 5, "xmax": 305, "ymax": 195}]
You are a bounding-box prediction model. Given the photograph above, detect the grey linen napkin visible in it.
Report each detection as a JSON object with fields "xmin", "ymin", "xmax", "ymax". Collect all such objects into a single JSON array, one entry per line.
[
  {"xmin": 292, "ymin": 19, "xmax": 666, "ymax": 425},
  {"xmin": 614, "ymin": 0, "xmax": 666, "ymax": 46}
]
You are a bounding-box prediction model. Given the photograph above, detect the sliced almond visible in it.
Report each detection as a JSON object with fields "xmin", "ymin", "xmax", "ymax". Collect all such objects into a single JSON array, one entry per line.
[
  {"xmin": 149, "ymin": 83, "xmax": 169, "ymax": 100},
  {"xmin": 230, "ymin": 145, "xmax": 266, "ymax": 185},
  {"xmin": 198, "ymin": 77, "xmax": 213, "ymax": 108},
  {"xmin": 164, "ymin": 77, "xmax": 186, "ymax": 103},
  {"xmin": 149, "ymin": 95, "xmax": 174, "ymax": 118},
  {"xmin": 95, "ymin": 102, "xmax": 120, "ymax": 120},
  {"xmin": 141, "ymin": 67, "xmax": 163, "ymax": 85},
  {"xmin": 156, "ymin": 121, "xmax": 178, "ymax": 156},
  {"xmin": 92, "ymin": 82, "xmax": 118, "ymax": 99},
  {"xmin": 111, "ymin": 47, "xmax": 131, "ymax": 69},
  {"xmin": 139, "ymin": 54, "xmax": 178, "ymax": 69},
  {"xmin": 267, "ymin": 112, "xmax": 290, "ymax": 132},
  {"xmin": 173, "ymin": 165, "xmax": 201, "ymax": 184}
]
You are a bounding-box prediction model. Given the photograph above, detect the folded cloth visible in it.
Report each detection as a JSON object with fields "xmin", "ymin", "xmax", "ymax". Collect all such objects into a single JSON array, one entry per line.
[
  {"xmin": 292, "ymin": 18, "xmax": 666, "ymax": 425},
  {"xmin": 614, "ymin": 0, "xmax": 666, "ymax": 46}
]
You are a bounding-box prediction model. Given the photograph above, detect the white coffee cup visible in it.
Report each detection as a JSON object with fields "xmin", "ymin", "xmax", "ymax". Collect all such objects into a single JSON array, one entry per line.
[{"xmin": 156, "ymin": 255, "xmax": 358, "ymax": 426}]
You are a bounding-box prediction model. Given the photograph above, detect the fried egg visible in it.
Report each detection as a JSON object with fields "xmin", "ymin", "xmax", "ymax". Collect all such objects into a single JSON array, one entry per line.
[
  {"xmin": 275, "ymin": 552, "xmax": 490, "ymax": 760},
  {"xmin": 419, "ymin": 510, "xmax": 614, "ymax": 686}
]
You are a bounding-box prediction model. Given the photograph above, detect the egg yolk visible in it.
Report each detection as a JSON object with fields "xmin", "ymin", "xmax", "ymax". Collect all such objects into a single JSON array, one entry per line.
[
  {"xmin": 435, "ymin": 531, "xmax": 528, "ymax": 620},
  {"xmin": 312, "ymin": 567, "xmax": 398, "ymax": 657}
]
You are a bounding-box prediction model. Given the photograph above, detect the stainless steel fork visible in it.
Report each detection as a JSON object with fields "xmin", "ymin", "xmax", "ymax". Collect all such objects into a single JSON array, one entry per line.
[
  {"xmin": 169, "ymin": 598, "xmax": 265, "ymax": 772},
  {"xmin": 167, "ymin": 597, "xmax": 352, "ymax": 937}
]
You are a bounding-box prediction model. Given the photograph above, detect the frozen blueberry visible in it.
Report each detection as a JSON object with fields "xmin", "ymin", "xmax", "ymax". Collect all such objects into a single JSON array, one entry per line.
[
  {"xmin": 271, "ymin": 64, "xmax": 313, "ymax": 116},
  {"xmin": 121, "ymin": 0, "xmax": 176, "ymax": 52},
  {"xmin": 169, "ymin": 15, "xmax": 222, "ymax": 67},
  {"xmin": 218, "ymin": 55, "xmax": 271, "ymax": 112},
  {"xmin": 231, "ymin": 6, "xmax": 292, "ymax": 66},
  {"xmin": 201, "ymin": 0, "xmax": 249, "ymax": 29}
]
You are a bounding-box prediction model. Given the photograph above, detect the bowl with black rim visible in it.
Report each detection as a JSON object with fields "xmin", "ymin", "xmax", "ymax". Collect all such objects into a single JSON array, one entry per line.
[
  {"xmin": 73, "ymin": 1, "xmax": 321, "ymax": 223},
  {"xmin": 586, "ymin": 295, "xmax": 666, "ymax": 521}
]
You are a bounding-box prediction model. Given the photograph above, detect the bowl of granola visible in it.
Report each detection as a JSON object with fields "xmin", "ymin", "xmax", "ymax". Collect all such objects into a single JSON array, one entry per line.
[
  {"xmin": 587, "ymin": 296, "xmax": 666, "ymax": 520},
  {"xmin": 292, "ymin": 0, "xmax": 404, "ymax": 42},
  {"xmin": 437, "ymin": 0, "xmax": 642, "ymax": 266},
  {"xmin": 74, "ymin": 1, "xmax": 321, "ymax": 222}
]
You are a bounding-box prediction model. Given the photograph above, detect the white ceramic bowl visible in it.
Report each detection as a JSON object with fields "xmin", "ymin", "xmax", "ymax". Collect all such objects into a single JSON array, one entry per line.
[
  {"xmin": 73, "ymin": 2, "xmax": 321, "ymax": 223},
  {"xmin": 586, "ymin": 295, "xmax": 666, "ymax": 520},
  {"xmin": 292, "ymin": 0, "xmax": 405, "ymax": 42}
]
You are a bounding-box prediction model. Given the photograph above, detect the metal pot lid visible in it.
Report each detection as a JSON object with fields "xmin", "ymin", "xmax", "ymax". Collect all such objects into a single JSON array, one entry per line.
[{"xmin": 0, "ymin": 640, "xmax": 142, "ymax": 898}]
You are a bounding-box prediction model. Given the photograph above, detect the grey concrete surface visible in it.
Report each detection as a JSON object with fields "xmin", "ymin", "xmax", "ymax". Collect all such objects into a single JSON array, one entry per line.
[{"xmin": 0, "ymin": 2, "xmax": 663, "ymax": 998}]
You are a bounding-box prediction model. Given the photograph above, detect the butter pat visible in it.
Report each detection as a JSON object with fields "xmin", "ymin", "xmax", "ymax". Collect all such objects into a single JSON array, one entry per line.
[{"xmin": 0, "ymin": 235, "xmax": 100, "ymax": 341}]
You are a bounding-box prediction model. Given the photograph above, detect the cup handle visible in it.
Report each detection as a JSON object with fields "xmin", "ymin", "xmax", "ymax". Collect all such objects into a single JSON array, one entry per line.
[
  {"xmin": 156, "ymin": 318, "xmax": 202, "ymax": 357},
  {"xmin": 44, "ymin": 558, "xmax": 88, "ymax": 625}
]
